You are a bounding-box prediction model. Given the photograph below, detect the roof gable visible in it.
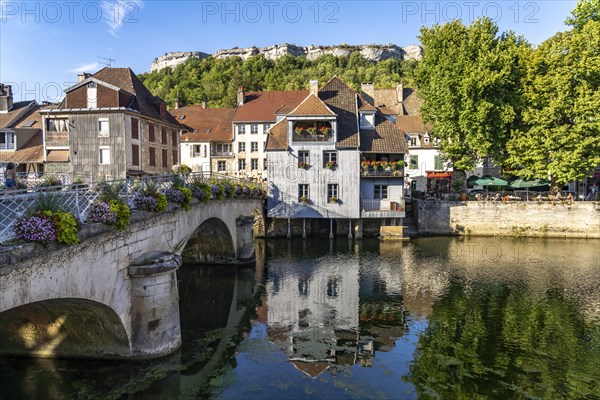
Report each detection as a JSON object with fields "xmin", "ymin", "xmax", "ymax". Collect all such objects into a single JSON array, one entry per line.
[
  {"xmin": 233, "ymin": 90, "xmax": 308, "ymax": 122},
  {"xmin": 288, "ymin": 93, "xmax": 335, "ymax": 117},
  {"xmin": 318, "ymin": 77, "xmax": 359, "ymax": 148},
  {"xmin": 171, "ymin": 106, "xmax": 236, "ymax": 142}
]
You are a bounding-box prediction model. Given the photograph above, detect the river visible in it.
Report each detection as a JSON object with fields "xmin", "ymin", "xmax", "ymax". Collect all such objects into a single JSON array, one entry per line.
[{"xmin": 1, "ymin": 237, "xmax": 599, "ymax": 399}]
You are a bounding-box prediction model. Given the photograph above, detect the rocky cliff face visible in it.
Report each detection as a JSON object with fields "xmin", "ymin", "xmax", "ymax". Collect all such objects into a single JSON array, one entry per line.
[{"xmin": 150, "ymin": 43, "xmax": 422, "ymax": 72}]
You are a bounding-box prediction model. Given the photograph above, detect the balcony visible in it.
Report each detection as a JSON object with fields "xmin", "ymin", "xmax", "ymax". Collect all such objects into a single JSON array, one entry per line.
[
  {"xmin": 211, "ymin": 151, "xmax": 234, "ymax": 157},
  {"xmin": 0, "ymin": 142, "xmax": 15, "ymax": 150},
  {"xmin": 292, "ymin": 132, "xmax": 334, "ymax": 143},
  {"xmin": 291, "ymin": 121, "xmax": 334, "ymax": 143},
  {"xmin": 361, "ymin": 161, "xmax": 404, "ymax": 178},
  {"xmin": 361, "ymin": 199, "xmax": 405, "ymax": 218},
  {"xmin": 45, "ymin": 131, "xmax": 69, "ymax": 147}
]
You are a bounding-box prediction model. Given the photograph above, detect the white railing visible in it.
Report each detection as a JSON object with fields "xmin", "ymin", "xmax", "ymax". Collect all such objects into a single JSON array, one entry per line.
[
  {"xmin": 0, "ymin": 172, "xmax": 262, "ymax": 244},
  {"xmin": 0, "ymin": 143, "xmax": 15, "ymax": 150},
  {"xmin": 361, "ymin": 199, "xmax": 405, "ymax": 212}
]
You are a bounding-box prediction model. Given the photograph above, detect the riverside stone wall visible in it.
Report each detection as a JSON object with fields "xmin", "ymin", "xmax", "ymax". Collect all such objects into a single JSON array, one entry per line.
[{"xmin": 414, "ymin": 200, "xmax": 600, "ymax": 239}]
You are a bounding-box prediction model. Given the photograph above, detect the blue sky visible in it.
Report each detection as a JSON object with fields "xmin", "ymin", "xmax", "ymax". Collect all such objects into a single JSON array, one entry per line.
[{"xmin": 0, "ymin": 0, "xmax": 577, "ymax": 103}]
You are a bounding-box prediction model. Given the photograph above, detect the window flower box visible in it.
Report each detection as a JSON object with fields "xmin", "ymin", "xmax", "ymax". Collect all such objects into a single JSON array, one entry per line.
[
  {"xmin": 299, "ymin": 195, "xmax": 309, "ymax": 204},
  {"xmin": 328, "ymin": 196, "xmax": 339, "ymax": 204},
  {"xmin": 325, "ymin": 161, "xmax": 337, "ymax": 170},
  {"xmin": 298, "ymin": 162, "xmax": 311, "ymax": 170}
]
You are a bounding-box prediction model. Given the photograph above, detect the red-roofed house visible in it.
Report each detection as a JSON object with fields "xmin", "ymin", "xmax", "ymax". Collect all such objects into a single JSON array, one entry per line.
[
  {"xmin": 171, "ymin": 105, "xmax": 236, "ymax": 174},
  {"xmin": 40, "ymin": 68, "xmax": 180, "ymax": 179},
  {"xmin": 232, "ymin": 88, "xmax": 308, "ymax": 179}
]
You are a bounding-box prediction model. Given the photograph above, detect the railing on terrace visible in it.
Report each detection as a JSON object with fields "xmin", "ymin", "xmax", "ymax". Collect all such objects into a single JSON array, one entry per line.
[
  {"xmin": 0, "ymin": 143, "xmax": 15, "ymax": 150},
  {"xmin": 415, "ymin": 190, "xmax": 595, "ymax": 202},
  {"xmin": 361, "ymin": 169, "xmax": 404, "ymax": 178},
  {"xmin": 0, "ymin": 172, "xmax": 264, "ymax": 244},
  {"xmin": 361, "ymin": 199, "xmax": 405, "ymax": 212},
  {"xmin": 291, "ymin": 132, "xmax": 334, "ymax": 143}
]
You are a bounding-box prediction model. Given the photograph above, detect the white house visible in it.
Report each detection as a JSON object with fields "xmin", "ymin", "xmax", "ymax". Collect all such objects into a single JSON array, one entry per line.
[{"xmin": 266, "ymin": 77, "xmax": 408, "ymax": 237}]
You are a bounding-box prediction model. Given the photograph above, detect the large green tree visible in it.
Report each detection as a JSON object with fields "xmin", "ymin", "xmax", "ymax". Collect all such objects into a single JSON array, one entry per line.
[
  {"xmin": 566, "ymin": 0, "xmax": 600, "ymax": 30},
  {"xmin": 505, "ymin": 19, "xmax": 600, "ymax": 186},
  {"xmin": 414, "ymin": 18, "xmax": 529, "ymax": 170}
]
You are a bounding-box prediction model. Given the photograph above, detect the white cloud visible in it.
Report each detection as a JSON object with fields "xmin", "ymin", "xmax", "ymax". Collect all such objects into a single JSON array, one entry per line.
[
  {"xmin": 69, "ymin": 62, "xmax": 101, "ymax": 74},
  {"xmin": 101, "ymin": 0, "xmax": 144, "ymax": 37}
]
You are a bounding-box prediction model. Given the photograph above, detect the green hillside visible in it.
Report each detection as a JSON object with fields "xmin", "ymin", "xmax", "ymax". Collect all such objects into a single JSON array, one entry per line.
[{"xmin": 138, "ymin": 53, "xmax": 417, "ymax": 109}]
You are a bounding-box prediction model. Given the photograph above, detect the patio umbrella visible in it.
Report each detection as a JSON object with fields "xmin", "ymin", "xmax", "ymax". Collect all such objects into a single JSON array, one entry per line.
[
  {"xmin": 467, "ymin": 175, "xmax": 480, "ymax": 186},
  {"xmin": 508, "ymin": 178, "xmax": 550, "ymax": 200},
  {"xmin": 474, "ymin": 176, "xmax": 508, "ymax": 187}
]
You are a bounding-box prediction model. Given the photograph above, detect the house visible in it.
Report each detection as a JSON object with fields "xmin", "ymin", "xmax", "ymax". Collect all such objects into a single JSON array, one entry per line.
[
  {"xmin": 395, "ymin": 115, "xmax": 452, "ymax": 195},
  {"xmin": 266, "ymin": 77, "xmax": 408, "ymax": 237},
  {"xmin": 40, "ymin": 67, "xmax": 180, "ymax": 179},
  {"xmin": 0, "ymin": 84, "xmax": 46, "ymax": 176},
  {"xmin": 171, "ymin": 105, "xmax": 236, "ymax": 174},
  {"xmin": 232, "ymin": 88, "xmax": 308, "ymax": 180}
]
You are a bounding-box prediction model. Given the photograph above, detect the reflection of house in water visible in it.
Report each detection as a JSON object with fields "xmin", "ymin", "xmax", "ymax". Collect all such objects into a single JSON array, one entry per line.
[{"xmin": 261, "ymin": 255, "xmax": 407, "ymax": 377}]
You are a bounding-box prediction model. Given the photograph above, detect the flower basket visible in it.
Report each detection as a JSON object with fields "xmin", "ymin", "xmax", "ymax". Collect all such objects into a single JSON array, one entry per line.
[
  {"xmin": 328, "ymin": 196, "xmax": 338, "ymax": 204},
  {"xmin": 325, "ymin": 161, "xmax": 337, "ymax": 170},
  {"xmin": 299, "ymin": 196, "xmax": 309, "ymax": 204},
  {"xmin": 298, "ymin": 162, "xmax": 311, "ymax": 170},
  {"xmin": 320, "ymin": 127, "xmax": 331, "ymax": 136},
  {"xmin": 306, "ymin": 127, "xmax": 317, "ymax": 136},
  {"xmin": 294, "ymin": 127, "xmax": 305, "ymax": 135}
]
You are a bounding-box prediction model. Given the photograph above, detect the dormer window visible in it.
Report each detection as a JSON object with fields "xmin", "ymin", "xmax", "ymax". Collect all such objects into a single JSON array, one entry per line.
[
  {"xmin": 360, "ymin": 112, "xmax": 375, "ymax": 129},
  {"xmin": 292, "ymin": 121, "xmax": 334, "ymax": 143},
  {"xmin": 423, "ymin": 133, "xmax": 431, "ymax": 145}
]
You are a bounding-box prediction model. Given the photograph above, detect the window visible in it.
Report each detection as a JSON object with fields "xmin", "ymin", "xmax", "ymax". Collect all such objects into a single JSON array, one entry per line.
[
  {"xmin": 47, "ymin": 118, "xmax": 69, "ymax": 132},
  {"xmin": 99, "ymin": 147, "xmax": 110, "ymax": 164},
  {"xmin": 172, "ymin": 150, "xmax": 178, "ymax": 165},
  {"xmin": 251, "ymin": 158, "xmax": 259, "ymax": 170},
  {"xmin": 171, "ymin": 129, "xmax": 178, "ymax": 147},
  {"xmin": 410, "ymin": 136, "xmax": 417, "ymax": 146},
  {"xmin": 298, "ymin": 184, "xmax": 309, "ymax": 201},
  {"xmin": 132, "ymin": 144, "xmax": 139, "ymax": 166},
  {"xmin": 238, "ymin": 159, "xmax": 246, "ymax": 171},
  {"xmin": 238, "ymin": 124, "xmax": 246, "ymax": 134},
  {"xmin": 298, "ymin": 150, "xmax": 309, "ymax": 163},
  {"xmin": 218, "ymin": 161, "xmax": 226, "ymax": 172},
  {"xmin": 251, "ymin": 124, "xmax": 258, "ymax": 134},
  {"xmin": 149, "ymin": 147, "xmax": 156, "ymax": 166},
  {"xmin": 238, "ymin": 142, "xmax": 246, "ymax": 152},
  {"xmin": 264, "ymin": 158, "xmax": 267, "ymax": 170},
  {"xmin": 0, "ymin": 131, "xmax": 15, "ymax": 150},
  {"xmin": 411, "ymin": 181, "xmax": 417, "ymax": 190},
  {"xmin": 409, "ymin": 155, "xmax": 418, "ymax": 170},
  {"xmin": 162, "ymin": 149, "xmax": 168, "ymax": 167},
  {"xmin": 434, "ymin": 155, "xmax": 444, "ymax": 170},
  {"xmin": 161, "ymin": 127, "xmax": 167, "ymax": 144},
  {"xmin": 327, "ymin": 184, "xmax": 338, "ymax": 202},
  {"xmin": 149, "ymin": 123, "xmax": 155, "ymax": 142},
  {"xmin": 323, "ymin": 151, "xmax": 337, "ymax": 167},
  {"xmin": 131, "ymin": 118, "xmax": 139, "ymax": 139},
  {"xmin": 263, "ymin": 123, "xmax": 271, "ymax": 132},
  {"xmin": 251, "ymin": 142, "xmax": 258, "ymax": 152},
  {"xmin": 98, "ymin": 118, "xmax": 109, "ymax": 137},
  {"xmin": 374, "ymin": 185, "xmax": 388, "ymax": 199},
  {"xmin": 191, "ymin": 144, "xmax": 201, "ymax": 157}
]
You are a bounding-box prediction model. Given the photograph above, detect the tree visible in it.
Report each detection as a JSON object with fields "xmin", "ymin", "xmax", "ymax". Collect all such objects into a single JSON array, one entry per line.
[
  {"xmin": 505, "ymin": 20, "xmax": 600, "ymax": 186},
  {"xmin": 414, "ymin": 18, "xmax": 529, "ymax": 171},
  {"xmin": 566, "ymin": 0, "xmax": 600, "ymax": 30}
]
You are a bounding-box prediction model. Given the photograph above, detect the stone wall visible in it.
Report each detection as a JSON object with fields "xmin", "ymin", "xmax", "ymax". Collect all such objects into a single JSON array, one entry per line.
[{"xmin": 414, "ymin": 200, "xmax": 600, "ymax": 238}]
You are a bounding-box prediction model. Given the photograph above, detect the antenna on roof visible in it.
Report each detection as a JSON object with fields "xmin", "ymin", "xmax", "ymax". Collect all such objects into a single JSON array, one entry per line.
[{"xmin": 98, "ymin": 56, "xmax": 116, "ymax": 67}]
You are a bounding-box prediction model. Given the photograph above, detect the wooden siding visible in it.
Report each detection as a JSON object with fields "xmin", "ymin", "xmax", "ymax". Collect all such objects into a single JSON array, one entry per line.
[{"xmin": 69, "ymin": 113, "xmax": 126, "ymax": 179}]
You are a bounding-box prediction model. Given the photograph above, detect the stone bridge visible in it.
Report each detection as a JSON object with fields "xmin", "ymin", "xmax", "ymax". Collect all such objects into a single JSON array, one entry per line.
[{"xmin": 0, "ymin": 198, "xmax": 263, "ymax": 360}]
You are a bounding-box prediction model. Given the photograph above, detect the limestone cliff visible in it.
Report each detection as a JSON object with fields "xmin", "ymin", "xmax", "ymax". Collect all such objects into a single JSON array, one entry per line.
[{"xmin": 150, "ymin": 43, "xmax": 422, "ymax": 72}]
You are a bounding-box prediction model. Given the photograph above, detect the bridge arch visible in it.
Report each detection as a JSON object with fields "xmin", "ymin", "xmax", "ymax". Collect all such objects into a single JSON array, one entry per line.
[
  {"xmin": 0, "ymin": 298, "xmax": 130, "ymax": 359},
  {"xmin": 181, "ymin": 217, "xmax": 236, "ymax": 264}
]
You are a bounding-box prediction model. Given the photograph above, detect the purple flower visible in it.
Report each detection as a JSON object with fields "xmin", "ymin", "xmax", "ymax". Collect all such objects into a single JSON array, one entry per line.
[
  {"xmin": 134, "ymin": 194, "xmax": 158, "ymax": 212},
  {"xmin": 165, "ymin": 188, "xmax": 185, "ymax": 204},
  {"xmin": 88, "ymin": 201, "xmax": 117, "ymax": 224},
  {"xmin": 13, "ymin": 214, "xmax": 57, "ymax": 246}
]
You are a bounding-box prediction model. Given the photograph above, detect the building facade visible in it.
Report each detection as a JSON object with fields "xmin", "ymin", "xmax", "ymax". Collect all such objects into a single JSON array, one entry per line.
[
  {"xmin": 266, "ymin": 78, "xmax": 408, "ymax": 235},
  {"xmin": 171, "ymin": 105, "xmax": 236, "ymax": 174},
  {"xmin": 232, "ymin": 88, "xmax": 308, "ymax": 180},
  {"xmin": 41, "ymin": 68, "xmax": 180, "ymax": 179}
]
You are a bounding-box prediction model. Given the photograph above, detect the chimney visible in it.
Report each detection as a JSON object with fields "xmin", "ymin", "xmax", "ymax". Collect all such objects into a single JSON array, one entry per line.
[
  {"xmin": 202, "ymin": 100, "xmax": 206, "ymax": 109},
  {"xmin": 174, "ymin": 100, "xmax": 180, "ymax": 109},
  {"xmin": 361, "ymin": 82, "xmax": 375, "ymax": 105},
  {"xmin": 397, "ymin": 81, "xmax": 404, "ymax": 103},
  {"xmin": 309, "ymin": 80, "xmax": 319, "ymax": 96},
  {"xmin": 237, "ymin": 86, "xmax": 245, "ymax": 106},
  {"xmin": 77, "ymin": 73, "xmax": 92, "ymax": 83},
  {"xmin": 0, "ymin": 84, "xmax": 14, "ymax": 113}
]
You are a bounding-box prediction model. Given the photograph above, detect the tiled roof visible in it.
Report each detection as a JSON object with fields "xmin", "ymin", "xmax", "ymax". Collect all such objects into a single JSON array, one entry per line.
[
  {"xmin": 360, "ymin": 113, "xmax": 408, "ymax": 153},
  {"xmin": 319, "ymin": 77, "xmax": 359, "ymax": 148},
  {"xmin": 14, "ymin": 105, "xmax": 53, "ymax": 129},
  {"xmin": 377, "ymin": 106, "xmax": 398, "ymax": 116},
  {"xmin": 0, "ymin": 131, "xmax": 43, "ymax": 164},
  {"xmin": 171, "ymin": 106, "xmax": 236, "ymax": 142},
  {"xmin": 265, "ymin": 117, "xmax": 288, "ymax": 150},
  {"xmin": 401, "ymin": 88, "xmax": 421, "ymax": 116},
  {"xmin": 288, "ymin": 93, "xmax": 335, "ymax": 116},
  {"xmin": 395, "ymin": 115, "xmax": 432, "ymax": 134},
  {"xmin": 0, "ymin": 101, "xmax": 36, "ymax": 129},
  {"xmin": 233, "ymin": 90, "xmax": 308, "ymax": 122},
  {"xmin": 359, "ymin": 101, "xmax": 377, "ymax": 112}
]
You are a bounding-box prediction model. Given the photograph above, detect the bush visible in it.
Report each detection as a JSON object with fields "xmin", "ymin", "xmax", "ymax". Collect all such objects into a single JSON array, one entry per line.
[
  {"xmin": 88, "ymin": 200, "xmax": 130, "ymax": 231},
  {"xmin": 46, "ymin": 210, "xmax": 79, "ymax": 245}
]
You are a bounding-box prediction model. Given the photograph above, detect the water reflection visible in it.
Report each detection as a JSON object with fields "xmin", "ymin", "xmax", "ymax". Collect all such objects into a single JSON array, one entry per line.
[{"xmin": 0, "ymin": 237, "xmax": 599, "ymax": 400}]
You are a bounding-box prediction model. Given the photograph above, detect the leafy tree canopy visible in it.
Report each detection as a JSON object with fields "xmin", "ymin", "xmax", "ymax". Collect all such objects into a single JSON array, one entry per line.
[
  {"xmin": 414, "ymin": 18, "xmax": 530, "ymax": 171},
  {"xmin": 566, "ymin": 0, "xmax": 600, "ymax": 29},
  {"xmin": 505, "ymin": 20, "xmax": 600, "ymax": 185}
]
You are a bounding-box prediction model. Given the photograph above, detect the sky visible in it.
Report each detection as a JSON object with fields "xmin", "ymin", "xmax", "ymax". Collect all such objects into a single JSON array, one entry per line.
[{"xmin": 0, "ymin": 0, "xmax": 577, "ymax": 103}]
